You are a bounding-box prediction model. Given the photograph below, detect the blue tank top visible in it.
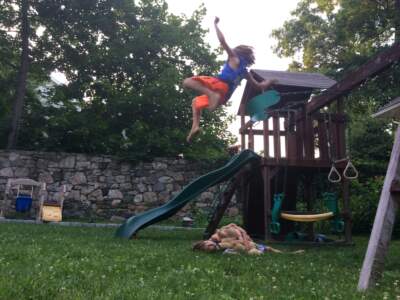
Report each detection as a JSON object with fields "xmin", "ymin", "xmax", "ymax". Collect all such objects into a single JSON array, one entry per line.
[{"xmin": 217, "ymin": 56, "xmax": 249, "ymax": 101}]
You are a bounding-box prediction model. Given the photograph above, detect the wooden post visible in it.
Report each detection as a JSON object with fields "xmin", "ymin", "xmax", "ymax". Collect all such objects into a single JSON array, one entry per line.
[
  {"xmin": 241, "ymin": 115, "xmax": 246, "ymax": 150},
  {"xmin": 337, "ymin": 99, "xmax": 352, "ymax": 243},
  {"xmin": 240, "ymin": 176, "xmax": 248, "ymax": 231},
  {"xmin": 262, "ymin": 119, "xmax": 271, "ymax": 240},
  {"xmin": 304, "ymin": 174, "xmax": 315, "ymax": 239},
  {"xmin": 358, "ymin": 126, "xmax": 400, "ymax": 291},
  {"xmin": 296, "ymin": 112, "xmax": 305, "ymax": 160},
  {"xmin": 336, "ymin": 99, "xmax": 346, "ymax": 159},
  {"xmin": 395, "ymin": 0, "xmax": 400, "ymax": 42},
  {"xmin": 273, "ymin": 117, "xmax": 281, "ymax": 160},
  {"xmin": 342, "ymin": 178, "xmax": 352, "ymax": 243},
  {"xmin": 248, "ymin": 124, "xmax": 254, "ymax": 150},
  {"xmin": 204, "ymin": 174, "xmax": 242, "ymax": 239},
  {"xmin": 287, "ymin": 115, "xmax": 297, "ymax": 160},
  {"xmin": 263, "ymin": 119, "xmax": 269, "ymax": 158},
  {"xmin": 317, "ymin": 118, "xmax": 328, "ymax": 160},
  {"xmin": 262, "ymin": 164, "xmax": 272, "ymax": 240}
]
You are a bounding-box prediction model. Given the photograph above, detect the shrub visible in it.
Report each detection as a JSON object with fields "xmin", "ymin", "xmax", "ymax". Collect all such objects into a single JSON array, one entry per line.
[{"xmin": 350, "ymin": 176, "xmax": 400, "ymax": 237}]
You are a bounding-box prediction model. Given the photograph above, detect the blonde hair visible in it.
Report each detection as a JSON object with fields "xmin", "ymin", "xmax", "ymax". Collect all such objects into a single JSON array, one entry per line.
[{"xmin": 233, "ymin": 45, "xmax": 255, "ymax": 65}]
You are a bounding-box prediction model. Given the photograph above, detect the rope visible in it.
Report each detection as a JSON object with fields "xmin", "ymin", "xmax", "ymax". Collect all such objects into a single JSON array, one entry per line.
[
  {"xmin": 325, "ymin": 112, "xmax": 342, "ymax": 183},
  {"xmin": 324, "ymin": 112, "xmax": 358, "ymax": 182},
  {"xmin": 342, "ymin": 117, "xmax": 359, "ymax": 179}
]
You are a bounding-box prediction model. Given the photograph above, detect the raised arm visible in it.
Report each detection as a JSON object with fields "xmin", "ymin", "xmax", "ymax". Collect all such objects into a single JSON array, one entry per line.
[
  {"xmin": 214, "ymin": 17, "xmax": 237, "ymax": 61},
  {"xmin": 246, "ymin": 72, "xmax": 278, "ymax": 92}
]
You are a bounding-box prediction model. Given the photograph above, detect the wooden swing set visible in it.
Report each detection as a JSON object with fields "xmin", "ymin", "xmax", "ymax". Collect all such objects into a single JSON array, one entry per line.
[{"xmin": 234, "ymin": 42, "xmax": 400, "ymax": 243}]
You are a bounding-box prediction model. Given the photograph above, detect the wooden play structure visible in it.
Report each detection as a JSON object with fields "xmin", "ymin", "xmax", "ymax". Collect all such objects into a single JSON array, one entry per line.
[
  {"xmin": 204, "ymin": 42, "xmax": 400, "ymax": 244},
  {"xmin": 238, "ymin": 70, "xmax": 353, "ymax": 243},
  {"xmin": 0, "ymin": 178, "xmax": 66, "ymax": 222},
  {"xmin": 238, "ymin": 42, "xmax": 400, "ymax": 243},
  {"xmin": 358, "ymin": 97, "xmax": 400, "ymax": 291}
]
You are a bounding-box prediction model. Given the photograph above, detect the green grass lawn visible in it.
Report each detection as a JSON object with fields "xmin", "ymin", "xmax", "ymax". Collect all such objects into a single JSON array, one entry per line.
[{"xmin": 0, "ymin": 223, "xmax": 399, "ymax": 299}]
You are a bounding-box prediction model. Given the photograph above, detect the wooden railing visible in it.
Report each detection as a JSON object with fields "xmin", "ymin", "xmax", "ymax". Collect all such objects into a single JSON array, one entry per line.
[{"xmin": 240, "ymin": 112, "xmax": 347, "ymax": 167}]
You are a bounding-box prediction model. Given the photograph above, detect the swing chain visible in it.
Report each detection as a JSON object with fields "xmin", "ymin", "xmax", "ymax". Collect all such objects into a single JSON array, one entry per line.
[
  {"xmin": 343, "ymin": 115, "xmax": 359, "ymax": 180},
  {"xmin": 324, "ymin": 112, "xmax": 339, "ymax": 183},
  {"xmin": 325, "ymin": 112, "xmax": 359, "ymax": 183}
]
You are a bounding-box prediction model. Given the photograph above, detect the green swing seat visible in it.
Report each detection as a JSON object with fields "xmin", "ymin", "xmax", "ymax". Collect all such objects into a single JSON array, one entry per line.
[{"xmin": 245, "ymin": 90, "xmax": 281, "ymax": 122}]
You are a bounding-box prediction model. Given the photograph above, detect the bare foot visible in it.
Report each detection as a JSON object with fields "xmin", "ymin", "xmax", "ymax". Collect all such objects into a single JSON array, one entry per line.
[{"xmin": 186, "ymin": 127, "xmax": 200, "ymax": 143}]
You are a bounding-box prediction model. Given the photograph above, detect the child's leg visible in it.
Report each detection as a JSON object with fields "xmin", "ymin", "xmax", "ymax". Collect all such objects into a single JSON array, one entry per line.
[
  {"xmin": 187, "ymin": 98, "xmax": 202, "ymax": 142},
  {"xmin": 266, "ymin": 246, "xmax": 283, "ymax": 253},
  {"xmin": 183, "ymin": 78, "xmax": 221, "ymax": 110},
  {"xmin": 266, "ymin": 247, "xmax": 304, "ymax": 254}
]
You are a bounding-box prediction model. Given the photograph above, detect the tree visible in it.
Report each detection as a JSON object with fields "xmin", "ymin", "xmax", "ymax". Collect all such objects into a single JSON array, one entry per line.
[
  {"xmin": 0, "ymin": 2, "xmax": 18, "ymax": 142},
  {"xmin": 271, "ymin": 0, "xmax": 400, "ymax": 175},
  {"xmin": 0, "ymin": 0, "xmax": 235, "ymax": 162},
  {"xmin": 7, "ymin": 0, "xmax": 30, "ymax": 149}
]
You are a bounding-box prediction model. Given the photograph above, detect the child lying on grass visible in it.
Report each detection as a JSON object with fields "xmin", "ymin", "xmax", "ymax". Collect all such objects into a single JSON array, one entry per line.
[{"xmin": 193, "ymin": 223, "xmax": 303, "ymax": 255}]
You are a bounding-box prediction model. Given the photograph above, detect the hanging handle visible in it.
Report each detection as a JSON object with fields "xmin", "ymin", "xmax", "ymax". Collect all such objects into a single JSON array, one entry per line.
[
  {"xmin": 343, "ymin": 160, "xmax": 359, "ymax": 180},
  {"xmin": 328, "ymin": 164, "xmax": 342, "ymax": 183}
]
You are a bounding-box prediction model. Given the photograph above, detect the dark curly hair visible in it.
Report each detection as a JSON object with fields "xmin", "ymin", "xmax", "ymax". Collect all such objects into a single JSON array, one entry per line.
[
  {"xmin": 192, "ymin": 240, "xmax": 218, "ymax": 252},
  {"xmin": 233, "ymin": 45, "xmax": 255, "ymax": 65}
]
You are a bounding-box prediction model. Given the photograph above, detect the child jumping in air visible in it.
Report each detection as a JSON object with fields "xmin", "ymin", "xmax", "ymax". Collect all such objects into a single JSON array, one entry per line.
[{"xmin": 183, "ymin": 17, "xmax": 278, "ymax": 142}]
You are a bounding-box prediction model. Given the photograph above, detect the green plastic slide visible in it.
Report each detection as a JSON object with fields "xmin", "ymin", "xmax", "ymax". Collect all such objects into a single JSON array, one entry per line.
[
  {"xmin": 245, "ymin": 90, "xmax": 281, "ymax": 122},
  {"xmin": 115, "ymin": 150, "xmax": 261, "ymax": 239}
]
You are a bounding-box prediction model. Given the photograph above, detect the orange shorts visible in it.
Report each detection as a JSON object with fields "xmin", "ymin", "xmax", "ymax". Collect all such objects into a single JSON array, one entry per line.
[{"xmin": 191, "ymin": 76, "xmax": 229, "ymax": 110}]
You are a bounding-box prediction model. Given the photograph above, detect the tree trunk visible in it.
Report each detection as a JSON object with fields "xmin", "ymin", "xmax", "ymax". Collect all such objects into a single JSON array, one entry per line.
[{"xmin": 7, "ymin": 0, "xmax": 30, "ymax": 149}]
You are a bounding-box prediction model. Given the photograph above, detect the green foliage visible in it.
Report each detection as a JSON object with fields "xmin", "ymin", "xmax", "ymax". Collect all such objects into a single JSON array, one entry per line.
[
  {"xmin": 350, "ymin": 176, "xmax": 400, "ymax": 236},
  {"xmin": 0, "ymin": 1, "xmax": 19, "ymax": 143},
  {"xmin": 348, "ymin": 116, "xmax": 393, "ymax": 176},
  {"xmin": 1, "ymin": 223, "xmax": 400, "ymax": 298},
  {"xmin": 272, "ymin": 0, "xmax": 399, "ymax": 75},
  {"xmin": 271, "ymin": 0, "xmax": 400, "ymax": 113},
  {"xmin": 0, "ymin": 0, "xmax": 235, "ymax": 162}
]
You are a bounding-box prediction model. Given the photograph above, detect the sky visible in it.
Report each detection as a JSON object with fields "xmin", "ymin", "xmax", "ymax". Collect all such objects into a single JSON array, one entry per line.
[{"xmin": 165, "ymin": 0, "xmax": 300, "ymax": 148}]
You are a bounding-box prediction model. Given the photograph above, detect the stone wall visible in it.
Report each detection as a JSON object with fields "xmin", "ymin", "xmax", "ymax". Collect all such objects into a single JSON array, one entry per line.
[{"xmin": 0, "ymin": 150, "xmax": 239, "ymax": 221}]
